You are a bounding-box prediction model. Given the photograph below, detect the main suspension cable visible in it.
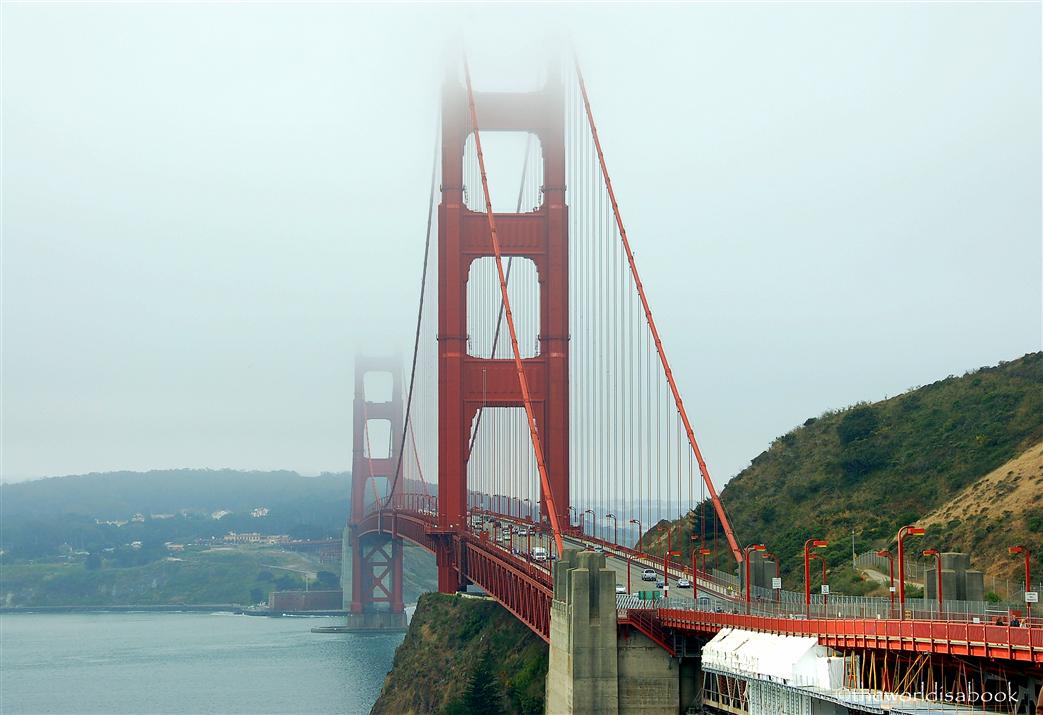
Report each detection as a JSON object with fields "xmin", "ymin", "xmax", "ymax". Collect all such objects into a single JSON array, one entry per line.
[{"xmin": 388, "ymin": 118, "xmax": 439, "ymax": 505}]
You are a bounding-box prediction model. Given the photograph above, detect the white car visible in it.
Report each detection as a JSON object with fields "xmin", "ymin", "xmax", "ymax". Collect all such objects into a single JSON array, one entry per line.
[
  {"xmin": 615, "ymin": 584, "xmax": 626, "ymax": 594},
  {"xmin": 677, "ymin": 578, "xmax": 692, "ymax": 589},
  {"xmin": 640, "ymin": 568, "xmax": 656, "ymax": 582}
]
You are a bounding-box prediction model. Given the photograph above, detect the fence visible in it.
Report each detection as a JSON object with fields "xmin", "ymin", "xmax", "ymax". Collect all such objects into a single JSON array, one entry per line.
[{"xmin": 854, "ymin": 550, "xmax": 923, "ymax": 583}]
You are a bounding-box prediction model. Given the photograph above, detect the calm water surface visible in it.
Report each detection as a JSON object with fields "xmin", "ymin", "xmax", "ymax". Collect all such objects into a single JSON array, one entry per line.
[{"xmin": 1, "ymin": 612, "xmax": 405, "ymax": 714}]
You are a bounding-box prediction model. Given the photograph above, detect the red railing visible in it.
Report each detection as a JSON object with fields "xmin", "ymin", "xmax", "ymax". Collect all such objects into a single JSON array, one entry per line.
[{"xmin": 659, "ymin": 609, "xmax": 1043, "ymax": 664}]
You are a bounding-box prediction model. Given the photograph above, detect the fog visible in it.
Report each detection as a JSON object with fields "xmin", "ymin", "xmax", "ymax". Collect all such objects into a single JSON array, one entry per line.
[{"xmin": 3, "ymin": 2, "xmax": 1040, "ymax": 484}]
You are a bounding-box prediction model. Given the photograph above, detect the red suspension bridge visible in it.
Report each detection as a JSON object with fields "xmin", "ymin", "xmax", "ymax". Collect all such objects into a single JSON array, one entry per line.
[{"xmin": 344, "ymin": 53, "xmax": 1041, "ymax": 709}]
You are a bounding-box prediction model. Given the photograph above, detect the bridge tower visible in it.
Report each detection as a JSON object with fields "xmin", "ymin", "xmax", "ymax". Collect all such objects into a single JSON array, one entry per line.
[
  {"xmin": 342, "ymin": 355, "xmax": 407, "ymax": 631},
  {"xmin": 436, "ymin": 64, "xmax": 570, "ymax": 592}
]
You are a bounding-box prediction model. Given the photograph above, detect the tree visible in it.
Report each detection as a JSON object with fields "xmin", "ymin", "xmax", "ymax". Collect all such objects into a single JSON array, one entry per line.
[
  {"xmin": 316, "ymin": 570, "xmax": 340, "ymax": 588},
  {"xmin": 85, "ymin": 552, "xmax": 102, "ymax": 570},
  {"xmin": 459, "ymin": 650, "xmax": 505, "ymax": 715}
]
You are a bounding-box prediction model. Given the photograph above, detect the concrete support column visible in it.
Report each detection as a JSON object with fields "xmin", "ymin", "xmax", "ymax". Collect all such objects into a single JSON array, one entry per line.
[{"xmin": 546, "ymin": 550, "xmax": 620, "ymax": 714}]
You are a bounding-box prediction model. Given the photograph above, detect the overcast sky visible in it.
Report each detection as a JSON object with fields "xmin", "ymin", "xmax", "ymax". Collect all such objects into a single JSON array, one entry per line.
[{"xmin": 2, "ymin": 2, "xmax": 1040, "ymax": 484}]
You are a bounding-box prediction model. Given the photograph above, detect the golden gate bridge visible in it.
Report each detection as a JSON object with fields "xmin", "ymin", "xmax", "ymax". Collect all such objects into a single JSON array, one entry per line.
[{"xmin": 343, "ymin": 51, "xmax": 1040, "ymax": 713}]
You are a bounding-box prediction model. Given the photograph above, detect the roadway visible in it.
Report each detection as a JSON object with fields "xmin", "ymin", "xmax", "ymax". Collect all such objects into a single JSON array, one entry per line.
[{"xmin": 466, "ymin": 514, "xmax": 736, "ymax": 609}]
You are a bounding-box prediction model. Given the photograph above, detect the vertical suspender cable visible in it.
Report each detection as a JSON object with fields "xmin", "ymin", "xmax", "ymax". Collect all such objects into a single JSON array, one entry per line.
[{"xmin": 573, "ymin": 55, "xmax": 743, "ymax": 564}]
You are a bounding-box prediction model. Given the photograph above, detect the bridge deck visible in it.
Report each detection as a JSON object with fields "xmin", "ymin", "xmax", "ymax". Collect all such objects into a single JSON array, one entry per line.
[{"xmin": 359, "ymin": 506, "xmax": 1041, "ymax": 665}]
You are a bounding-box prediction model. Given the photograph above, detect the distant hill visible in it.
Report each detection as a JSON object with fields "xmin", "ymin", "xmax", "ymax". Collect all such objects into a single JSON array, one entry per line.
[
  {"xmin": 649, "ymin": 352, "xmax": 1043, "ymax": 589},
  {"xmin": 0, "ymin": 469, "xmax": 348, "ymax": 520}
]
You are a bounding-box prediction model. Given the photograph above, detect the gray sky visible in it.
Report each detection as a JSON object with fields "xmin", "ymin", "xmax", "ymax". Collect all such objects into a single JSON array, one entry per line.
[{"xmin": 2, "ymin": 2, "xmax": 1040, "ymax": 484}]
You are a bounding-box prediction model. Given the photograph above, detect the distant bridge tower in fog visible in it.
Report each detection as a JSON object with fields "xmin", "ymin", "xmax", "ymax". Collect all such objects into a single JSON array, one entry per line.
[{"xmin": 343, "ymin": 355, "xmax": 406, "ymax": 631}]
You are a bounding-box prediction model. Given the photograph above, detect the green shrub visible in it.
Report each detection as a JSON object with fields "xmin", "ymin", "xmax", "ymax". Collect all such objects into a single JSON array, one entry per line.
[{"xmin": 837, "ymin": 406, "xmax": 879, "ymax": 445}]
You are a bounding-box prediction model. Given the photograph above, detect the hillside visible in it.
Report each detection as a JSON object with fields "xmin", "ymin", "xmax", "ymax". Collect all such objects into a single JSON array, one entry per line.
[
  {"xmin": 650, "ymin": 352, "xmax": 1043, "ymax": 590},
  {"xmin": 371, "ymin": 592, "xmax": 547, "ymax": 715},
  {"xmin": 0, "ymin": 468, "xmax": 440, "ymax": 607},
  {"xmin": 0, "ymin": 469, "xmax": 349, "ymax": 520},
  {"xmin": 919, "ymin": 439, "xmax": 1043, "ymax": 584},
  {"xmin": 0, "ymin": 546, "xmax": 321, "ymax": 607}
]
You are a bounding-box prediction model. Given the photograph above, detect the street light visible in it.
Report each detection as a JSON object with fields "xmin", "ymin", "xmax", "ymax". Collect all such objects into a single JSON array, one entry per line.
[
  {"xmin": 659, "ymin": 524, "xmax": 679, "ymax": 599},
  {"xmin": 523, "ymin": 498, "xmax": 532, "ymax": 523},
  {"xmin": 605, "ymin": 514, "xmax": 618, "ymax": 546},
  {"xmin": 629, "ymin": 519, "xmax": 644, "ymax": 553},
  {"xmin": 897, "ymin": 525, "xmax": 925, "ymax": 620},
  {"xmin": 583, "ymin": 509, "xmax": 596, "ymax": 540},
  {"xmin": 876, "ymin": 549, "xmax": 896, "ymax": 614},
  {"xmin": 923, "ymin": 549, "xmax": 943, "ymax": 617},
  {"xmin": 699, "ymin": 548, "xmax": 712, "ymax": 576},
  {"xmin": 804, "ymin": 538, "xmax": 828, "ymax": 610},
  {"xmin": 690, "ymin": 535, "xmax": 699, "ymax": 578},
  {"xmin": 744, "ymin": 544, "xmax": 767, "ymax": 610},
  {"xmin": 568, "ymin": 506, "xmax": 577, "ymax": 529},
  {"xmin": 1009, "ymin": 545, "xmax": 1033, "ymax": 622},
  {"xmin": 810, "ymin": 553, "xmax": 828, "ymax": 605}
]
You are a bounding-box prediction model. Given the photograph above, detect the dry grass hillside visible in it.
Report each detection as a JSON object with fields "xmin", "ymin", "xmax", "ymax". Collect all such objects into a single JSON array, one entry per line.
[{"xmin": 920, "ymin": 440, "xmax": 1043, "ymax": 587}]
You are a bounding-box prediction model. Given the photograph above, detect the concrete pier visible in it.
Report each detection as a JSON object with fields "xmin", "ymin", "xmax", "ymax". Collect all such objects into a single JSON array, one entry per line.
[
  {"xmin": 546, "ymin": 549, "xmax": 691, "ymax": 714},
  {"xmin": 546, "ymin": 549, "xmax": 620, "ymax": 714}
]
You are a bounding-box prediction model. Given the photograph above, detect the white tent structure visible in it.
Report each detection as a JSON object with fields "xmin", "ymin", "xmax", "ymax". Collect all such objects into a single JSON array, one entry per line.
[
  {"xmin": 701, "ymin": 629, "xmax": 978, "ymax": 715},
  {"xmin": 702, "ymin": 627, "xmax": 844, "ymax": 689},
  {"xmin": 701, "ymin": 628, "xmax": 848, "ymax": 715}
]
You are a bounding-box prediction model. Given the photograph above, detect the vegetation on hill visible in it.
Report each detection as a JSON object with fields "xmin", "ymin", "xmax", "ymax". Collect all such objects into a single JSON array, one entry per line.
[
  {"xmin": 646, "ymin": 352, "xmax": 1043, "ymax": 592},
  {"xmin": 371, "ymin": 593, "xmax": 548, "ymax": 715}
]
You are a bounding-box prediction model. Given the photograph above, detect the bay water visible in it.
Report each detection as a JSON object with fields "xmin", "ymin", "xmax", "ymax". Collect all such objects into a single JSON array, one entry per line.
[{"xmin": 1, "ymin": 612, "xmax": 404, "ymax": 714}]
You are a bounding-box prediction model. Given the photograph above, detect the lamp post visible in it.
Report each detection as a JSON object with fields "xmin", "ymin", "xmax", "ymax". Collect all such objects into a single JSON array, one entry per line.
[
  {"xmin": 1009, "ymin": 545, "xmax": 1033, "ymax": 622},
  {"xmin": 568, "ymin": 506, "xmax": 577, "ymax": 530},
  {"xmin": 659, "ymin": 524, "xmax": 673, "ymax": 580},
  {"xmin": 876, "ymin": 549, "xmax": 896, "ymax": 615},
  {"xmin": 699, "ymin": 548, "xmax": 712, "ymax": 577},
  {"xmin": 659, "ymin": 524, "xmax": 678, "ymax": 598},
  {"xmin": 629, "ymin": 519, "xmax": 643, "ymax": 553},
  {"xmin": 763, "ymin": 551, "xmax": 781, "ymax": 604},
  {"xmin": 523, "ymin": 498, "xmax": 532, "ymax": 523},
  {"xmin": 690, "ymin": 535, "xmax": 699, "ymax": 578},
  {"xmin": 605, "ymin": 514, "xmax": 618, "ymax": 546},
  {"xmin": 897, "ymin": 525, "xmax": 925, "ymax": 620},
  {"xmin": 804, "ymin": 538, "xmax": 828, "ymax": 612},
  {"xmin": 923, "ymin": 549, "xmax": 943, "ymax": 617},
  {"xmin": 583, "ymin": 509, "xmax": 596, "ymax": 540},
  {"xmin": 810, "ymin": 553, "xmax": 828, "ymax": 605},
  {"xmin": 744, "ymin": 544, "xmax": 767, "ymax": 611}
]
